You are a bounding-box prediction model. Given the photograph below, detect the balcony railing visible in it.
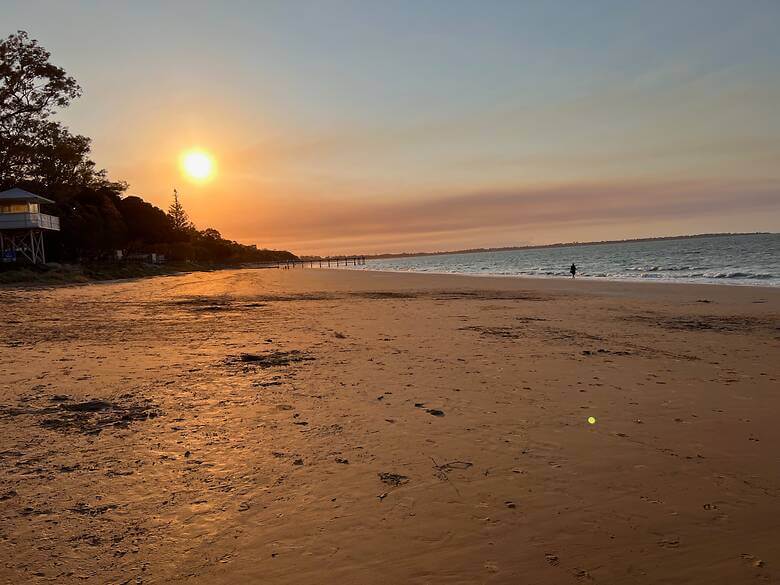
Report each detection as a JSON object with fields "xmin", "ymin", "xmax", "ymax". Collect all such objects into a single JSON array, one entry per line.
[{"xmin": 0, "ymin": 212, "xmax": 60, "ymax": 231}]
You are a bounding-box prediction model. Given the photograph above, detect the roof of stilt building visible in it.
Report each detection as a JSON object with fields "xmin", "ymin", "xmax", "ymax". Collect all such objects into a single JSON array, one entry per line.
[{"xmin": 0, "ymin": 187, "xmax": 55, "ymax": 204}]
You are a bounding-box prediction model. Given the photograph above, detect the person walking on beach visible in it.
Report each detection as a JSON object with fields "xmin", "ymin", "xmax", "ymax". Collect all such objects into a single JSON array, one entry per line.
[{"xmin": 570, "ymin": 263, "xmax": 577, "ymax": 278}]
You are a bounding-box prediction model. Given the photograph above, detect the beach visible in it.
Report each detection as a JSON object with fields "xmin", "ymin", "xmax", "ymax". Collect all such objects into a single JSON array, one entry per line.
[{"xmin": 1, "ymin": 267, "xmax": 778, "ymax": 584}]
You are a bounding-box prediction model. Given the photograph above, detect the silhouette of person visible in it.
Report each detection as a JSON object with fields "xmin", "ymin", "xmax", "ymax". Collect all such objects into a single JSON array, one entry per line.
[{"xmin": 570, "ymin": 263, "xmax": 577, "ymax": 278}]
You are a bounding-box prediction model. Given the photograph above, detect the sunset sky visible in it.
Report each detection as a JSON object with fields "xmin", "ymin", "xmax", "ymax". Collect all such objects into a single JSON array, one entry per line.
[{"xmin": 5, "ymin": 1, "xmax": 780, "ymax": 255}]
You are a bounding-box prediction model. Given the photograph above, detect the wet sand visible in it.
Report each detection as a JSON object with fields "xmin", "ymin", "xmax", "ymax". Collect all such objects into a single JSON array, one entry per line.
[{"xmin": 1, "ymin": 268, "xmax": 778, "ymax": 584}]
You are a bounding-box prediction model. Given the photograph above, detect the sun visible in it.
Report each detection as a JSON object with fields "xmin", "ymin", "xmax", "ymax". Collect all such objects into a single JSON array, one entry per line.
[{"xmin": 180, "ymin": 150, "xmax": 215, "ymax": 181}]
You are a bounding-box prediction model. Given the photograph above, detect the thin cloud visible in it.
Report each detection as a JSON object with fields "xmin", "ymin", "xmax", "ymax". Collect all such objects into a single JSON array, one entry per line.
[{"xmin": 232, "ymin": 178, "xmax": 779, "ymax": 253}]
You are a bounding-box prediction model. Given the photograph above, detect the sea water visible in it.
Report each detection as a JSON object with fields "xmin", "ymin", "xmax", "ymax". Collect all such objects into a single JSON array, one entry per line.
[{"xmin": 351, "ymin": 234, "xmax": 779, "ymax": 286}]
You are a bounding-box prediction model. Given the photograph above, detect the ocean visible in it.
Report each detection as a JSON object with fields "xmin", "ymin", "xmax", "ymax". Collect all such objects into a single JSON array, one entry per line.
[{"xmin": 351, "ymin": 234, "xmax": 780, "ymax": 286}]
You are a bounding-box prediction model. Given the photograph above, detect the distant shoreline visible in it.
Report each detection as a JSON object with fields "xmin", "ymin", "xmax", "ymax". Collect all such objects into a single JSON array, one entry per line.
[{"xmin": 361, "ymin": 232, "xmax": 773, "ymax": 260}]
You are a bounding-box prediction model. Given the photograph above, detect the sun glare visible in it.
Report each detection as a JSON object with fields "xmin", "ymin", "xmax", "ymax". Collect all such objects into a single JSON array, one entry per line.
[{"xmin": 181, "ymin": 150, "xmax": 215, "ymax": 181}]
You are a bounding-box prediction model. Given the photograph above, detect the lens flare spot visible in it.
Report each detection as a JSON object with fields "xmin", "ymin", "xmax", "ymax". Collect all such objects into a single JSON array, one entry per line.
[{"xmin": 587, "ymin": 416, "xmax": 597, "ymax": 425}]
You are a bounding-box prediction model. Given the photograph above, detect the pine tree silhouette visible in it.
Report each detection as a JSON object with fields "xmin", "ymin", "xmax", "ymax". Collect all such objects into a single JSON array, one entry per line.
[{"xmin": 168, "ymin": 188, "xmax": 192, "ymax": 232}]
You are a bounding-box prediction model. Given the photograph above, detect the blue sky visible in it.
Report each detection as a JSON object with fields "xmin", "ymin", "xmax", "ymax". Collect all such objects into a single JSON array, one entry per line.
[{"xmin": 4, "ymin": 0, "xmax": 779, "ymax": 253}]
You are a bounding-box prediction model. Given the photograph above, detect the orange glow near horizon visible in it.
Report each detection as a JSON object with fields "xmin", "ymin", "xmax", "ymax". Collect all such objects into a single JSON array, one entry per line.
[{"xmin": 180, "ymin": 150, "xmax": 216, "ymax": 182}]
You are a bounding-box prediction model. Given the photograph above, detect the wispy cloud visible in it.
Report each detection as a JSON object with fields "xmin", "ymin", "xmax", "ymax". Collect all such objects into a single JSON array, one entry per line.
[{"xmin": 230, "ymin": 178, "xmax": 779, "ymax": 254}]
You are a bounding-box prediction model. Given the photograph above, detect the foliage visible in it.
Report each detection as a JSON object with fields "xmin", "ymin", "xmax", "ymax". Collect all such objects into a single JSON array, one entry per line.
[
  {"xmin": 0, "ymin": 31, "xmax": 80, "ymax": 123},
  {"xmin": 0, "ymin": 31, "xmax": 105, "ymax": 190},
  {"xmin": 167, "ymin": 189, "xmax": 192, "ymax": 233},
  {"xmin": 119, "ymin": 196, "xmax": 175, "ymax": 245}
]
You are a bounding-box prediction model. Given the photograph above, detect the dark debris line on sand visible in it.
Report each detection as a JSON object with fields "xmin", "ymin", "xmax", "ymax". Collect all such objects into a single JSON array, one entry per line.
[
  {"xmin": 228, "ymin": 350, "xmax": 315, "ymax": 368},
  {"xmin": 626, "ymin": 313, "xmax": 778, "ymax": 334},
  {"xmin": 0, "ymin": 396, "xmax": 161, "ymax": 435},
  {"xmin": 413, "ymin": 402, "xmax": 446, "ymax": 417},
  {"xmin": 378, "ymin": 472, "xmax": 410, "ymax": 486}
]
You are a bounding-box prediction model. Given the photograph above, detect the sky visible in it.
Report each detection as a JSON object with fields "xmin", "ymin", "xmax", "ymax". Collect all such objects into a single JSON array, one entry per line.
[{"xmin": 4, "ymin": 0, "xmax": 780, "ymax": 255}]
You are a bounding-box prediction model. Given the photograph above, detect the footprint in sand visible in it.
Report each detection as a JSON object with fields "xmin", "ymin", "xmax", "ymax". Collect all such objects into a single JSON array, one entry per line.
[
  {"xmin": 741, "ymin": 553, "xmax": 765, "ymax": 568},
  {"xmin": 573, "ymin": 568, "xmax": 593, "ymax": 580}
]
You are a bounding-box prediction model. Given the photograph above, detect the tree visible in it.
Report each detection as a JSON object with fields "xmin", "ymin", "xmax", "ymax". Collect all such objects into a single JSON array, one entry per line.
[
  {"xmin": 0, "ymin": 31, "xmax": 116, "ymax": 192},
  {"xmin": 119, "ymin": 196, "xmax": 175, "ymax": 245},
  {"xmin": 167, "ymin": 188, "xmax": 193, "ymax": 233},
  {"xmin": 57, "ymin": 184, "xmax": 128, "ymax": 259},
  {"xmin": 201, "ymin": 228, "xmax": 221, "ymax": 240},
  {"xmin": 0, "ymin": 31, "xmax": 80, "ymax": 125}
]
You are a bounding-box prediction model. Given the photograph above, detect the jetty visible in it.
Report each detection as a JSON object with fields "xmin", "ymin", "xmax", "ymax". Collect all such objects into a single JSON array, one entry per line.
[{"xmin": 280, "ymin": 256, "xmax": 366, "ymax": 269}]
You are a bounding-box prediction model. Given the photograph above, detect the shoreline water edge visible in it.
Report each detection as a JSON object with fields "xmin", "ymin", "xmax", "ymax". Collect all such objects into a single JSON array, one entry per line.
[{"xmin": 338, "ymin": 234, "xmax": 779, "ymax": 287}]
